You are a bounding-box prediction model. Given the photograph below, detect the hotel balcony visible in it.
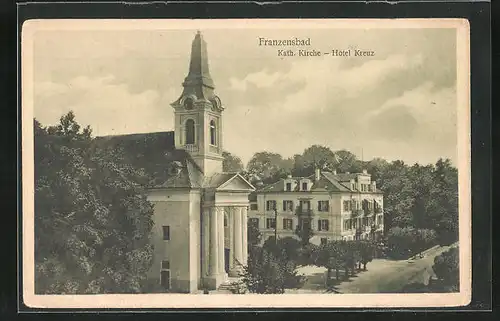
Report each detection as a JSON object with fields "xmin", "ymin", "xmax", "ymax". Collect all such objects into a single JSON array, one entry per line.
[
  {"xmin": 295, "ymin": 207, "xmax": 314, "ymax": 216},
  {"xmin": 181, "ymin": 144, "xmax": 198, "ymax": 153},
  {"xmin": 351, "ymin": 209, "xmax": 365, "ymax": 218}
]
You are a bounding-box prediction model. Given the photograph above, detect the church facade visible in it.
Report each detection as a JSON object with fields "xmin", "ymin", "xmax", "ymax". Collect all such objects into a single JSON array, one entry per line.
[
  {"xmin": 144, "ymin": 31, "xmax": 255, "ymax": 293},
  {"xmin": 99, "ymin": 31, "xmax": 253, "ymax": 293}
]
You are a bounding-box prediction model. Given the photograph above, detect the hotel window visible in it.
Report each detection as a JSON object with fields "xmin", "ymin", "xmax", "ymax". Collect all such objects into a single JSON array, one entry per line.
[
  {"xmin": 266, "ymin": 200, "xmax": 277, "ymax": 211},
  {"xmin": 266, "ymin": 218, "xmax": 276, "ymax": 229},
  {"xmin": 249, "ymin": 218, "xmax": 259, "ymax": 228},
  {"xmin": 318, "ymin": 201, "xmax": 329, "ymax": 212},
  {"xmin": 343, "ymin": 200, "xmax": 350, "ymax": 211},
  {"xmin": 377, "ymin": 215, "xmax": 383, "ymax": 225},
  {"xmin": 286, "ymin": 182, "xmax": 292, "ymax": 191},
  {"xmin": 224, "ymin": 214, "xmax": 228, "ymax": 227},
  {"xmin": 321, "ymin": 238, "xmax": 328, "ymax": 245},
  {"xmin": 302, "ymin": 182, "xmax": 308, "ymax": 191},
  {"xmin": 250, "ymin": 203, "xmax": 258, "ymax": 211},
  {"xmin": 283, "ymin": 218, "xmax": 293, "ymax": 230},
  {"xmin": 210, "ymin": 120, "xmax": 217, "ymax": 146},
  {"xmin": 283, "ymin": 200, "xmax": 294, "ymax": 212},
  {"xmin": 185, "ymin": 119, "xmax": 195, "ymax": 145},
  {"xmin": 162, "ymin": 226, "xmax": 170, "ymax": 241},
  {"xmin": 160, "ymin": 260, "xmax": 171, "ymax": 290},
  {"xmin": 318, "ymin": 219, "xmax": 329, "ymax": 231}
]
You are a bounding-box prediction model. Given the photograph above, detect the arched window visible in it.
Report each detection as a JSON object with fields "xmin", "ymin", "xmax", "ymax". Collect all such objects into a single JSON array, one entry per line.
[
  {"xmin": 210, "ymin": 120, "xmax": 217, "ymax": 145},
  {"xmin": 185, "ymin": 119, "xmax": 195, "ymax": 145}
]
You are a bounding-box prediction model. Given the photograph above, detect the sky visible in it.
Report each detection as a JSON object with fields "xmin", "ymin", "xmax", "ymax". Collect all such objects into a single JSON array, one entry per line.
[{"xmin": 31, "ymin": 25, "xmax": 459, "ymax": 166}]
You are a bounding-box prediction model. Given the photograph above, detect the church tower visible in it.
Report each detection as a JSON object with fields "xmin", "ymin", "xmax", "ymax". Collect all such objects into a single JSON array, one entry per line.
[{"xmin": 171, "ymin": 31, "xmax": 224, "ymax": 176}]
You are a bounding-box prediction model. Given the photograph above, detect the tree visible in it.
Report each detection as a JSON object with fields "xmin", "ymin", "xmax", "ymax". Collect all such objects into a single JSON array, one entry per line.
[
  {"xmin": 344, "ymin": 241, "xmax": 362, "ymax": 276},
  {"xmin": 34, "ymin": 113, "xmax": 154, "ymax": 294},
  {"xmin": 316, "ymin": 241, "xmax": 346, "ymax": 282},
  {"xmin": 263, "ymin": 237, "xmax": 301, "ymax": 263},
  {"xmin": 414, "ymin": 228, "xmax": 438, "ymax": 257},
  {"xmin": 432, "ymin": 247, "xmax": 459, "ymax": 292},
  {"xmin": 246, "ymin": 152, "xmax": 289, "ymax": 184},
  {"xmin": 292, "ymin": 145, "xmax": 336, "ymax": 176},
  {"xmin": 241, "ymin": 246, "xmax": 304, "ymax": 294},
  {"xmin": 333, "ymin": 150, "xmax": 362, "ymax": 173},
  {"xmin": 364, "ymin": 157, "xmax": 390, "ymax": 182},
  {"xmin": 428, "ymin": 159, "xmax": 459, "ymax": 245},
  {"xmin": 357, "ymin": 241, "xmax": 375, "ymax": 271},
  {"xmin": 222, "ymin": 151, "xmax": 244, "ymax": 172},
  {"xmin": 247, "ymin": 219, "xmax": 262, "ymax": 248},
  {"xmin": 386, "ymin": 227, "xmax": 416, "ymax": 259}
]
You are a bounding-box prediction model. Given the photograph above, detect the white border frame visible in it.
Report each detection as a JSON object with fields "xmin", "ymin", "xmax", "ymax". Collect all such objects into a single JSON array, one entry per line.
[{"xmin": 21, "ymin": 18, "xmax": 471, "ymax": 309}]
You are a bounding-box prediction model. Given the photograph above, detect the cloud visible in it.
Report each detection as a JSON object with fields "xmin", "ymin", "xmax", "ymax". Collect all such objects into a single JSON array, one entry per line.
[
  {"xmin": 222, "ymin": 54, "xmax": 431, "ymax": 164},
  {"xmin": 367, "ymin": 82, "xmax": 457, "ymax": 140},
  {"xmin": 34, "ymin": 75, "xmax": 173, "ymax": 135},
  {"xmin": 32, "ymin": 28, "xmax": 458, "ymax": 166},
  {"xmin": 368, "ymin": 104, "xmax": 419, "ymax": 141},
  {"xmin": 229, "ymin": 69, "xmax": 285, "ymax": 91}
]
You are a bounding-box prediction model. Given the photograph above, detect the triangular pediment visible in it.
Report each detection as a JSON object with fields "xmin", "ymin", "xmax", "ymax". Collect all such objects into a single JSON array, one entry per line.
[{"xmin": 216, "ymin": 173, "xmax": 255, "ymax": 191}]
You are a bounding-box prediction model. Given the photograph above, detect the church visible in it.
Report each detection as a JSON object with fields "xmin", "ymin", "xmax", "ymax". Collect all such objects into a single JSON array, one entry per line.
[{"xmin": 98, "ymin": 31, "xmax": 255, "ymax": 293}]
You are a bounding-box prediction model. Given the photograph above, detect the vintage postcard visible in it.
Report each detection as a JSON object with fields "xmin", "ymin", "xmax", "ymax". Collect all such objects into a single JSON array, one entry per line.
[{"xmin": 21, "ymin": 18, "xmax": 471, "ymax": 309}]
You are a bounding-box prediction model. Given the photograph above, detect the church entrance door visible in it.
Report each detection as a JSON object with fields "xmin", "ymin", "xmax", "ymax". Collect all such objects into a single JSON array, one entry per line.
[{"xmin": 224, "ymin": 248, "xmax": 230, "ymax": 273}]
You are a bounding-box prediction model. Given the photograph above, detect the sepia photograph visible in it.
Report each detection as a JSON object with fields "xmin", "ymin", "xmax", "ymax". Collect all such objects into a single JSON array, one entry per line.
[{"xmin": 21, "ymin": 18, "xmax": 471, "ymax": 308}]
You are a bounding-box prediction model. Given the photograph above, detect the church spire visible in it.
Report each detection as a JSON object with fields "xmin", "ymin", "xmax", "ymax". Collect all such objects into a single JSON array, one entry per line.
[{"xmin": 183, "ymin": 31, "xmax": 215, "ymax": 90}]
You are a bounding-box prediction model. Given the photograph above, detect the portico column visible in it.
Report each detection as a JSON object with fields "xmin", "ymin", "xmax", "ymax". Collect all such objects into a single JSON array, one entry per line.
[
  {"xmin": 217, "ymin": 207, "xmax": 226, "ymax": 275},
  {"xmin": 202, "ymin": 207, "xmax": 210, "ymax": 277},
  {"xmin": 233, "ymin": 207, "xmax": 243, "ymax": 269},
  {"xmin": 242, "ymin": 206, "xmax": 248, "ymax": 266},
  {"xmin": 209, "ymin": 207, "xmax": 219, "ymax": 276},
  {"xmin": 228, "ymin": 207, "xmax": 235, "ymax": 271}
]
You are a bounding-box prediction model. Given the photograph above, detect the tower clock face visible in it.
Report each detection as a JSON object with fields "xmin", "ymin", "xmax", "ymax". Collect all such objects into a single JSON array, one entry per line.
[{"xmin": 184, "ymin": 98, "xmax": 194, "ymax": 110}]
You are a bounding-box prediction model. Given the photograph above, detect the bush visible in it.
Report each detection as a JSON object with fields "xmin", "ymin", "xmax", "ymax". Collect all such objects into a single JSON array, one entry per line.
[
  {"xmin": 432, "ymin": 247, "xmax": 459, "ymax": 292},
  {"xmin": 263, "ymin": 237, "xmax": 301, "ymax": 263},
  {"xmin": 386, "ymin": 227, "xmax": 437, "ymax": 259},
  {"xmin": 241, "ymin": 246, "xmax": 303, "ymax": 294}
]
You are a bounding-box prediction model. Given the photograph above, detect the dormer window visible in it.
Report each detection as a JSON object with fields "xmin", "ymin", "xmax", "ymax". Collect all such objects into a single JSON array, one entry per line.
[
  {"xmin": 286, "ymin": 183, "xmax": 292, "ymax": 191},
  {"xmin": 210, "ymin": 120, "xmax": 217, "ymax": 145},
  {"xmin": 185, "ymin": 119, "xmax": 195, "ymax": 144},
  {"xmin": 302, "ymin": 182, "xmax": 308, "ymax": 191}
]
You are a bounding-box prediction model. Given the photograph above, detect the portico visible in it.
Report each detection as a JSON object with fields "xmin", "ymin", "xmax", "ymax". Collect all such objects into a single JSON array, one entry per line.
[{"xmin": 201, "ymin": 176, "xmax": 253, "ymax": 290}]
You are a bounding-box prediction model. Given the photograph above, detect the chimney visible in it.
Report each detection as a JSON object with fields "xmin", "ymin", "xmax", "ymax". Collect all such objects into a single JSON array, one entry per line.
[
  {"xmin": 315, "ymin": 168, "xmax": 321, "ymax": 181},
  {"xmin": 333, "ymin": 169, "xmax": 337, "ymax": 175},
  {"xmin": 362, "ymin": 169, "xmax": 368, "ymax": 174},
  {"xmin": 287, "ymin": 174, "xmax": 292, "ymax": 179}
]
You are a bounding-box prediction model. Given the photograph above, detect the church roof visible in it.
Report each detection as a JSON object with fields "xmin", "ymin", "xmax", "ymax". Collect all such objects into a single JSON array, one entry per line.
[
  {"xmin": 203, "ymin": 172, "xmax": 238, "ymax": 188},
  {"xmin": 185, "ymin": 31, "xmax": 215, "ymax": 89},
  {"xmin": 94, "ymin": 131, "xmax": 205, "ymax": 189},
  {"xmin": 172, "ymin": 31, "xmax": 218, "ymax": 106}
]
